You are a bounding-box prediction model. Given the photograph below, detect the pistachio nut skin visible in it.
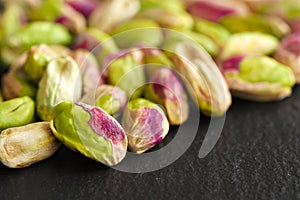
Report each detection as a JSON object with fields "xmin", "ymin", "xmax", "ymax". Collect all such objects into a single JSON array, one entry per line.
[
  {"xmin": 186, "ymin": 0, "xmax": 250, "ymax": 22},
  {"xmin": 106, "ymin": 49, "xmax": 145, "ymax": 99},
  {"xmin": 66, "ymin": 0, "xmax": 98, "ymax": 19},
  {"xmin": 50, "ymin": 102, "xmax": 128, "ymax": 166},
  {"xmin": 89, "ymin": 0, "xmax": 140, "ymax": 33},
  {"xmin": 0, "ymin": 21, "xmax": 72, "ymax": 64},
  {"xmin": 220, "ymin": 14, "xmax": 291, "ymax": 38},
  {"xmin": 274, "ymin": 33, "xmax": 300, "ymax": 83},
  {"xmin": 140, "ymin": 0, "xmax": 185, "ymax": 13},
  {"xmin": 0, "ymin": 96, "xmax": 35, "ymax": 131},
  {"xmin": 36, "ymin": 56, "xmax": 82, "ymax": 121},
  {"xmin": 138, "ymin": 8, "xmax": 194, "ymax": 30},
  {"xmin": 194, "ymin": 19, "xmax": 231, "ymax": 47},
  {"xmin": 28, "ymin": 0, "xmax": 64, "ymax": 21},
  {"xmin": 122, "ymin": 98, "xmax": 169, "ymax": 154},
  {"xmin": 1, "ymin": 72, "xmax": 37, "ymax": 100},
  {"xmin": 80, "ymin": 84, "xmax": 127, "ymax": 117},
  {"xmin": 110, "ymin": 19, "xmax": 163, "ymax": 49},
  {"xmin": 0, "ymin": 122, "xmax": 60, "ymax": 168},
  {"xmin": 71, "ymin": 49, "xmax": 102, "ymax": 95},
  {"xmin": 144, "ymin": 68, "xmax": 189, "ymax": 125},
  {"xmin": 138, "ymin": 45, "xmax": 174, "ymax": 67},
  {"xmin": 221, "ymin": 55, "xmax": 296, "ymax": 101},
  {"xmin": 166, "ymin": 41, "xmax": 232, "ymax": 116},
  {"xmin": 220, "ymin": 32, "xmax": 279, "ymax": 60},
  {"xmin": 23, "ymin": 44, "xmax": 58, "ymax": 83}
]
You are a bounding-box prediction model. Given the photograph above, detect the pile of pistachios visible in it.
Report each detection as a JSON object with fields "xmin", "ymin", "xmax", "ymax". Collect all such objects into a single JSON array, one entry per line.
[{"xmin": 0, "ymin": 0, "xmax": 299, "ymax": 168}]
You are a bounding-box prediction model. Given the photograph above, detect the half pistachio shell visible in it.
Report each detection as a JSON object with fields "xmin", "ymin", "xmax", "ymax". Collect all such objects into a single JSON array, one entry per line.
[
  {"xmin": 122, "ymin": 98, "xmax": 169, "ymax": 154},
  {"xmin": 0, "ymin": 122, "xmax": 60, "ymax": 168},
  {"xmin": 36, "ymin": 56, "xmax": 82, "ymax": 121},
  {"xmin": 50, "ymin": 102, "xmax": 128, "ymax": 166},
  {"xmin": 221, "ymin": 55, "xmax": 296, "ymax": 101}
]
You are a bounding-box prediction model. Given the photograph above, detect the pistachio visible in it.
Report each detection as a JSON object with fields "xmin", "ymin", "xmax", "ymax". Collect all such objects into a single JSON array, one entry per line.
[
  {"xmin": 56, "ymin": 4, "xmax": 86, "ymax": 34},
  {"xmin": 110, "ymin": 19, "xmax": 163, "ymax": 49},
  {"xmin": 0, "ymin": 21, "xmax": 72, "ymax": 64},
  {"xmin": 1, "ymin": 72, "xmax": 37, "ymax": 100},
  {"xmin": 274, "ymin": 33, "xmax": 300, "ymax": 83},
  {"xmin": 220, "ymin": 14, "xmax": 290, "ymax": 38},
  {"xmin": 137, "ymin": 45, "xmax": 174, "ymax": 66},
  {"xmin": 28, "ymin": 0, "xmax": 63, "ymax": 21},
  {"xmin": 80, "ymin": 84, "xmax": 127, "ymax": 117},
  {"xmin": 50, "ymin": 102, "xmax": 127, "ymax": 166},
  {"xmin": 71, "ymin": 49, "xmax": 102, "ymax": 95},
  {"xmin": 140, "ymin": 0, "xmax": 185, "ymax": 13},
  {"xmin": 194, "ymin": 19, "xmax": 231, "ymax": 47},
  {"xmin": 89, "ymin": 0, "xmax": 140, "ymax": 32},
  {"xmin": 164, "ymin": 38, "xmax": 232, "ymax": 116},
  {"xmin": 23, "ymin": 44, "xmax": 58, "ymax": 83},
  {"xmin": 220, "ymin": 32, "xmax": 279, "ymax": 60},
  {"xmin": 186, "ymin": 0, "xmax": 250, "ymax": 22},
  {"xmin": 72, "ymin": 28, "xmax": 119, "ymax": 63},
  {"xmin": 0, "ymin": 92, "xmax": 3, "ymax": 102},
  {"xmin": 122, "ymin": 98, "xmax": 169, "ymax": 154},
  {"xmin": 66, "ymin": 0, "xmax": 98, "ymax": 19},
  {"xmin": 0, "ymin": 122, "xmax": 60, "ymax": 168},
  {"xmin": 0, "ymin": 96, "xmax": 35, "ymax": 131},
  {"xmin": 36, "ymin": 56, "xmax": 82, "ymax": 121},
  {"xmin": 144, "ymin": 68, "xmax": 189, "ymax": 125},
  {"xmin": 138, "ymin": 8, "xmax": 194, "ymax": 30},
  {"xmin": 220, "ymin": 55, "xmax": 296, "ymax": 101},
  {"xmin": 106, "ymin": 49, "xmax": 145, "ymax": 99}
]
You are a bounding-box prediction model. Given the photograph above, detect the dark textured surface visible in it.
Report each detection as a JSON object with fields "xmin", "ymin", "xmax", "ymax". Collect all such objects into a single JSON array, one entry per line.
[{"xmin": 0, "ymin": 85, "xmax": 299, "ymax": 200}]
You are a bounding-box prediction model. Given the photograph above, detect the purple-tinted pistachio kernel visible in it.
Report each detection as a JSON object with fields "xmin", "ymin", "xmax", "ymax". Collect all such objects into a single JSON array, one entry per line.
[{"xmin": 66, "ymin": 0, "xmax": 98, "ymax": 19}]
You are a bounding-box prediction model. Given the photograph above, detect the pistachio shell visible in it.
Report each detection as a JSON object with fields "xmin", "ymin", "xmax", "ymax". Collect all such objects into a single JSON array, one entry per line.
[
  {"xmin": 221, "ymin": 55, "xmax": 296, "ymax": 101},
  {"xmin": 80, "ymin": 84, "xmax": 127, "ymax": 117},
  {"xmin": 36, "ymin": 56, "xmax": 82, "ymax": 121},
  {"xmin": 89, "ymin": 0, "xmax": 140, "ymax": 32},
  {"xmin": 0, "ymin": 96, "xmax": 35, "ymax": 131},
  {"xmin": 220, "ymin": 32, "xmax": 279, "ymax": 60},
  {"xmin": 0, "ymin": 21, "xmax": 72, "ymax": 64},
  {"xmin": 110, "ymin": 19, "xmax": 163, "ymax": 48},
  {"xmin": 274, "ymin": 33, "xmax": 300, "ymax": 83},
  {"xmin": 144, "ymin": 68, "xmax": 189, "ymax": 125},
  {"xmin": 0, "ymin": 122, "xmax": 60, "ymax": 168},
  {"xmin": 50, "ymin": 102, "xmax": 127, "ymax": 166},
  {"xmin": 122, "ymin": 98, "xmax": 169, "ymax": 154}
]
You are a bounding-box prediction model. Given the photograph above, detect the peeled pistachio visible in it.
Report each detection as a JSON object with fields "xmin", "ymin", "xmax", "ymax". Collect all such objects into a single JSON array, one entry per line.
[
  {"xmin": 220, "ymin": 32, "xmax": 279, "ymax": 60},
  {"xmin": 0, "ymin": 21, "xmax": 72, "ymax": 64},
  {"xmin": 80, "ymin": 84, "xmax": 127, "ymax": 117},
  {"xmin": 50, "ymin": 102, "xmax": 127, "ymax": 166},
  {"xmin": 72, "ymin": 28, "xmax": 119, "ymax": 62},
  {"xmin": 138, "ymin": 8, "xmax": 194, "ymax": 30},
  {"xmin": 221, "ymin": 55, "xmax": 296, "ymax": 101},
  {"xmin": 1, "ymin": 72, "xmax": 37, "ymax": 100},
  {"xmin": 0, "ymin": 96, "xmax": 35, "ymax": 131},
  {"xmin": 274, "ymin": 33, "xmax": 300, "ymax": 83},
  {"xmin": 71, "ymin": 49, "xmax": 102, "ymax": 95},
  {"xmin": 28, "ymin": 0, "xmax": 63, "ymax": 21},
  {"xmin": 66, "ymin": 0, "xmax": 98, "ymax": 19},
  {"xmin": 163, "ymin": 36, "xmax": 232, "ymax": 116},
  {"xmin": 56, "ymin": 4, "xmax": 86, "ymax": 34},
  {"xmin": 220, "ymin": 14, "xmax": 290, "ymax": 38},
  {"xmin": 0, "ymin": 3, "xmax": 26, "ymax": 38},
  {"xmin": 106, "ymin": 49, "xmax": 145, "ymax": 99},
  {"xmin": 138, "ymin": 45, "xmax": 174, "ymax": 66},
  {"xmin": 110, "ymin": 19, "xmax": 163, "ymax": 48},
  {"xmin": 36, "ymin": 56, "xmax": 82, "ymax": 121},
  {"xmin": 186, "ymin": 0, "xmax": 250, "ymax": 22},
  {"xmin": 140, "ymin": 0, "xmax": 185, "ymax": 13},
  {"xmin": 0, "ymin": 122, "xmax": 60, "ymax": 168},
  {"xmin": 23, "ymin": 44, "xmax": 57, "ymax": 83},
  {"xmin": 144, "ymin": 68, "xmax": 189, "ymax": 125},
  {"xmin": 89, "ymin": 0, "xmax": 140, "ymax": 32},
  {"xmin": 122, "ymin": 98, "xmax": 169, "ymax": 154},
  {"xmin": 194, "ymin": 19, "xmax": 231, "ymax": 47}
]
